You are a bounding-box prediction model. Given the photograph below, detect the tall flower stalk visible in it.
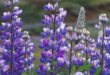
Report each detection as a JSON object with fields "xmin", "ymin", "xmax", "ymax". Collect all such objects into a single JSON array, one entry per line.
[
  {"xmin": 22, "ymin": 31, "xmax": 35, "ymax": 75},
  {"xmin": 74, "ymin": 7, "xmax": 87, "ymax": 62},
  {"xmin": 65, "ymin": 7, "xmax": 87, "ymax": 75},
  {"xmin": 75, "ymin": 7, "xmax": 88, "ymax": 60},
  {"xmin": 101, "ymin": 21, "xmax": 105, "ymax": 73},
  {"xmin": 0, "ymin": 0, "xmax": 35, "ymax": 75},
  {"xmin": 74, "ymin": 7, "xmax": 87, "ymax": 71},
  {"xmin": 37, "ymin": 0, "xmax": 68, "ymax": 75},
  {"xmin": 73, "ymin": 7, "xmax": 98, "ymax": 75},
  {"xmin": 69, "ymin": 39, "xmax": 73, "ymax": 75},
  {"xmin": 74, "ymin": 7, "xmax": 85, "ymax": 33},
  {"xmin": 96, "ymin": 13, "xmax": 109, "ymax": 75},
  {"xmin": 66, "ymin": 26, "xmax": 75, "ymax": 75}
]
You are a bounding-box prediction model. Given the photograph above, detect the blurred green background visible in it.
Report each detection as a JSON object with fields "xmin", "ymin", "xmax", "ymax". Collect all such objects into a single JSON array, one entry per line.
[{"xmin": 0, "ymin": 0, "xmax": 110, "ymax": 74}]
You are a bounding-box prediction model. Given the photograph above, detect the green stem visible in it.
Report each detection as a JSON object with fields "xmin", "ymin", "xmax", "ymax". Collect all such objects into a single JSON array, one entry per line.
[
  {"xmin": 9, "ymin": 0, "xmax": 14, "ymax": 75},
  {"xmin": 24, "ymin": 43, "xmax": 29, "ymax": 75},
  {"xmin": 85, "ymin": 36, "xmax": 89, "ymax": 75},
  {"xmin": 69, "ymin": 41, "xmax": 73, "ymax": 75},
  {"xmin": 101, "ymin": 24, "xmax": 104, "ymax": 75},
  {"xmin": 31, "ymin": 69, "xmax": 34, "ymax": 75},
  {"xmin": 50, "ymin": 8, "xmax": 56, "ymax": 73}
]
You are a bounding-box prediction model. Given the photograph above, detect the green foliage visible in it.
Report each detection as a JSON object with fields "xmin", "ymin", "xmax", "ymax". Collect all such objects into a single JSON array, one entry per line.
[
  {"xmin": 48, "ymin": 62, "xmax": 69, "ymax": 75},
  {"xmin": 59, "ymin": 72, "xmax": 65, "ymax": 75},
  {"xmin": 48, "ymin": 69, "xmax": 57, "ymax": 73},
  {"xmin": 60, "ymin": 65, "xmax": 69, "ymax": 75},
  {"xmin": 86, "ymin": 23, "xmax": 99, "ymax": 38},
  {"xmin": 94, "ymin": 66, "xmax": 102, "ymax": 75},
  {"xmin": 0, "ymin": 5, "xmax": 4, "ymax": 23},
  {"xmin": 51, "ymin": 59, "xmax": 57, "ymax": 66},
  {"xmin": 22, "ymin": 70, "xmax": 37, "ymax": 75},
  {"xmin": 71, "ymin": 65, "xmax": 77, "ymax": 74},
  {"xmin": 22, "ymin": 72, "xmax": 27, "ymax": 75},
  {"xmin": 79, "ymin": 62, "xmax": 92, "ymax": 72},
  {"xmin": 90, "ymin": 0, "xmax": 110, "ymax": 6},
  {"xmin": 60, "ymin": 0, "xmax": 110, "ymax": 15},
  {"xmin": 20, "ymin": 4, "xmax": 43, "ymax": 24}
]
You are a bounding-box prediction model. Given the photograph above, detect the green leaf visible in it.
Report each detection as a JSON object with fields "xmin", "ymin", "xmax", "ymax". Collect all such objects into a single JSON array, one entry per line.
[
  {"xmin": 48, "ymin": 69, "xmax": 56, "ymax": 73},
  {"xmin": 71, "ymin": 66, "xmax": 77, "ymax": 74},
  {"xmin": 80, "ymin": 64, "xmax": 92, "ymax": 72},
  {"xmin": 59, "ymin": 72, "xmax": 65, "ymax": 75},
  {"xmin": 59, "ymin": 65, "xmax": 69, "ymax": 75},
  {"xmin": 22, "ymin": 72, "xmax": 27, "ymax": 75},
  {"xmin": 94, "ymin": 66, "xmax": 102, "ymax": 75},
  {"xmin": 51, "ymin": 59, "xmax": 57, "ymax": 66}
]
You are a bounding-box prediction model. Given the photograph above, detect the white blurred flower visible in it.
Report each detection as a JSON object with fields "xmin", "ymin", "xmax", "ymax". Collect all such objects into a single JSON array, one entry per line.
[
  {"xmin": 59, "ymin": 8, "xmax": 67, "ymax": 16},
  {"xmin": 2, "ymin": 65, "xmax": 9, "ymax": 72},
  {"xmin": 60, "ymin": 46, "xmax": 69, "ymax": 52},
  {"xmin": 13, "ymin": 0, "xmax": 19, "ymax": 3},
  {"xmin": 67, "ymin": 26, "xmax": 73, "ymax": 31},
  {"xmin": 43, "ymin": 27, "xmax": 50, "ymax": 32},
  {"xmin": 95, "ymin": 24, "xmax": 101, "ymax": 29},
  {"xmin": 57, "ymin": 57, "xmax": 64, "ymax": 63},
  {"xmin": 0, "ymin": 59, "xmax": 5, "ymax": 66},
  {"xmin": 54, "ymin": 2, "xmax": 58, "ymax": 9},
  {"xmin": 60, "ymin": 22, "xmax": 65, "ymax": 30},
  {"xmin": 3, "ymin": 12, "xmax": 11, "ymax": 16},
  {"xmin": 74, "ymin": 72, "xmax": 84, "ymax": 75}
]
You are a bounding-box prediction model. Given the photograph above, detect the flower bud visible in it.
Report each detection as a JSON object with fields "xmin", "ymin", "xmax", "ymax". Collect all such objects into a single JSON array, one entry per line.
[
  {"xmin": 67, "ymin": 26, "xmax": 73, "ymax": 31},
  {"xmin": 99, "ymin": 13, "xmax": 108, "ymax": 24}
]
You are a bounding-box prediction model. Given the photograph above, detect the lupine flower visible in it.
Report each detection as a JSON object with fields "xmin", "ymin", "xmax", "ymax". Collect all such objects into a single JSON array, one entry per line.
[
  {"xmin": 37, "ymin": 0, "xmax": 68, "ymax": 75},
  {"xmin": 0, "ymin": 1, "xmax": 35, "ymax": 75},
  {"xmin": 44, "ymin": 3, "xmax": 54, "ymax": 11},
  {"xmin": 42, "ymin": 15, "xmax": 53, "ymax": 26},
  {"xmin": 65, "ymin": 7, "xmax": 88, "ymax": 75},
  {"xmin": 74, "ymin": 43, "xmax": 85, "ymax": 51},
  {"xmin": 72, "ymin": 57, "xmax": 85, "ymax": 66},
  {"xmin": 74, "ymin": 7, "xmax": 85, "ymax": 33},
  {"xmin": 69, "ymin": 7, "xmax": 99, "ymax": 75},
  {"xmin": 96, "ymin": 13, "xmax": 110, "ymax": 74},
  {"xmin": 99, "ymin": 13, "xmax": 108, "ymax": 24},
  {"xmin": 22, "ymin": 31, "xmax": 35, "ymax": 72},
  {"xmin": 66, "ymin": 26, "xmax": 78, "ymax": 41}
]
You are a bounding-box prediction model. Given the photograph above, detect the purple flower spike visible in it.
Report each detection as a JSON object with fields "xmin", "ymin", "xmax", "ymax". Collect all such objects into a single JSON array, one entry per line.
[
  {"xmin": 0, "ymin": 1, "xmax": 35, "ymax": 75},
  {"xmin": 38, "ymin": 0, "xmax": 68, "ymax": 74}
]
